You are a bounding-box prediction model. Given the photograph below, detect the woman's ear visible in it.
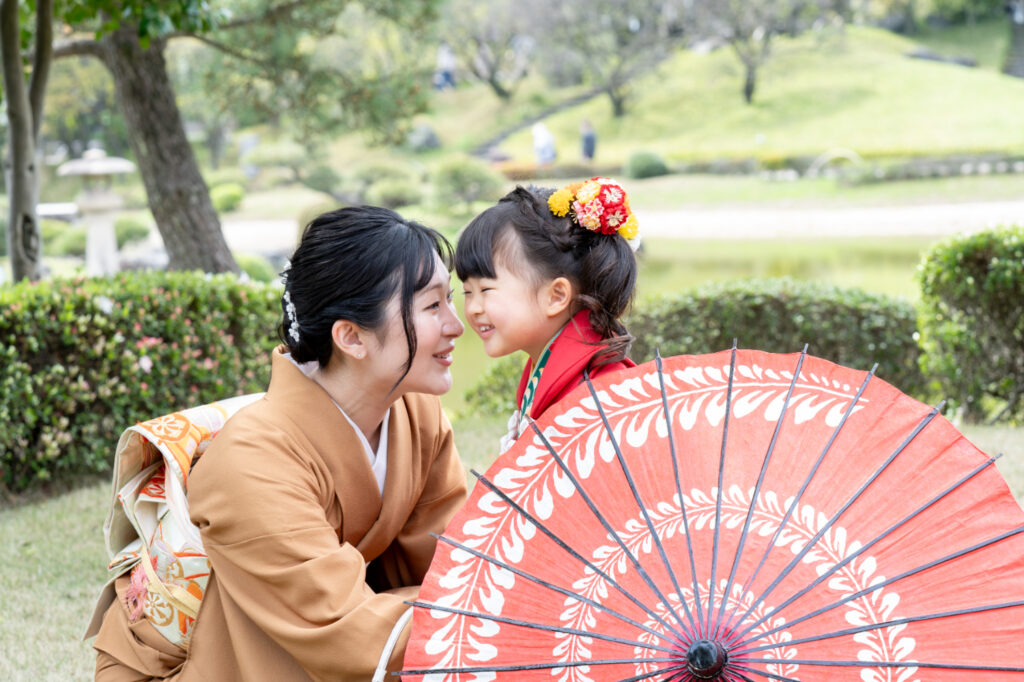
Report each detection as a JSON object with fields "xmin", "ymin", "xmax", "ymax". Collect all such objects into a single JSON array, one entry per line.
[
  {"xmin": 331, "ymin": 319, "xmax": 368, "ymax": 360},
  {"xmin": 542, "ymin": 277, "xmax": 575, "ymax": 318}
]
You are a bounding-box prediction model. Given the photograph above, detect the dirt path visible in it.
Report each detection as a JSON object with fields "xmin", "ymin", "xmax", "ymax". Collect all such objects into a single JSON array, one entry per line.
[
  {"xmin": 212, "ymin": 198, "xmax": 1024, "ymax": 257},
  {"xmin": 634, "ymin": 198, "xmax": 1024, "ymax": 239}
]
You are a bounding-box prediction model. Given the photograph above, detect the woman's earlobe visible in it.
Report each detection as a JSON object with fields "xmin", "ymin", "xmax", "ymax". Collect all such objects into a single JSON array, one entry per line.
[{"xmin": 332, "ymin": 319, "xmax": 367, "ymax": 360}]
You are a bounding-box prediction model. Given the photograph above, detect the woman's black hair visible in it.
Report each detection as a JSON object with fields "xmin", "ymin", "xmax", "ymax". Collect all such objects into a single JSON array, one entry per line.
[
  {"xmin": 279, "ymin": 205, "xmax": 453, "ymax": 385},
  {"xmin": 454, "ymin": 185, "xmax": 636, "ymax": 367}
]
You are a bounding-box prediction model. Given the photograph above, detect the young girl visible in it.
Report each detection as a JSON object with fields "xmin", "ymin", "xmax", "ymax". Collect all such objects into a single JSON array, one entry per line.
[{"xmin": 456, "ymin": 178, "xmax": 640, "ymax": 451}]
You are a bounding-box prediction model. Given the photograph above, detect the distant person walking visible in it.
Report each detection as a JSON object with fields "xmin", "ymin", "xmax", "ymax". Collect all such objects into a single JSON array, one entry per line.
[
  {"xmin": 532, "ymin": 122, "xmax": 557, "ymax": 166},
  {"xmin": 434, "ymin": 41, "xmax": 457, "ymax": 90},
  {"xmin": 580, "ymin": 119, "xmax": 597, "ymax": 163}
]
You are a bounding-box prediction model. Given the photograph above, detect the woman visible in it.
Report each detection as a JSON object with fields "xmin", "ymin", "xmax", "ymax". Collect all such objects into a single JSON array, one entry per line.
[{"xmin": 93, "ymin": 206, "xmax": 468, "ymax": 680}]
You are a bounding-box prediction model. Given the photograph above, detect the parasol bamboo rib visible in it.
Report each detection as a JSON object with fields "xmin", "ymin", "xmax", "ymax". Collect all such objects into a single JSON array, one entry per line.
[
  {"xmin": 468, "ymin": 470, "xmax": 690, "ymax": 643},
  {"xmin": 430, "ymin": 533, "xmax": 682, "ymax": 646},
  {"xmin": 733, "ymin": 657, "xmax": 1024, "ymax": 672},
  {"xmin": 524, "ymin": 418, "xmax": 696, "ymax": 640},
  {"xmin": 734, "ymin": 597, "xmax": 1024, "ymax": 656},
  {"xmin": 402, "ymin": 600, "xmax": 679, "ymax": 654},
  {"xmin": 715, "ymin": 347, "xmax": 808, "ymax": 641},
  {"xmin": 730, "ymin": 661, "xmax": 802, "ymax": 681},
  {"xmin": 656, "ymin": 350, "xmax": 708, "ymax": 639},
  {"xmin": 734, "ymin": 525, "xmax": 1024, "ymax": 648},
  {"xmin": 718, "ymin": 364, "xmax": 876, "ymax": 640},
  {"xmin": 707, "ymin": 343, "xmax": 740, "ymax": 636},
  {"xmin": 399, "ymin": 656, "xmax": 681, "ymax": 676},
  {"xmin": 733, "ymin": 454, "xmax": 1000, "ymax": 648},
  {"xmin": 727, "ymin": 402, "xmax": 944, "ymax": 644},
  {"xmin": 582, "ymin": 367, "xmax": 701, "ymax": 637}
]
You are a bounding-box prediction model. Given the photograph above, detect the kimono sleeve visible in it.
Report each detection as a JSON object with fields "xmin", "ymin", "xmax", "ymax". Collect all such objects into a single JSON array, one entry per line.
[{"xmin": 188, "ymin": 429, "xmax": 411, "ymax": 682}]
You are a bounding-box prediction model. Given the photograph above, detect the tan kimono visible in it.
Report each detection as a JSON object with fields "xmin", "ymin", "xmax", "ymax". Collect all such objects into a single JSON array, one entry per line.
[{"xmin": 93, "ymin": 348, "xmax": 468, "ymax": 681}]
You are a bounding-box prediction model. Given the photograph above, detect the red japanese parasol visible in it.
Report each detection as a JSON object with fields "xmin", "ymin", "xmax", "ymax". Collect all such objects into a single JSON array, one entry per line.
[{"xmin": 402, "ymin": 347, "xmax": 1024, "ymax": 681}]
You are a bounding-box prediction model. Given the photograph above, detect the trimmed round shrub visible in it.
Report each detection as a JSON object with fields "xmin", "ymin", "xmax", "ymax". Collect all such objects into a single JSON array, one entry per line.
[
  {"xmin": 114, "ymin": 216, "xmax": 151, "ymax": 249},
  {"xmin": 204, "ymin": 167, "xmax": 249, "ymax": 189},
  {"xmin": 0, "ymin": 271, "xmax": 280, "ymax": 491},
  {"xmin": 917, "ymin": 225, "xmax": 1024, "ymax": 423},
  {"xmin": 40, "ymin": 219, "xmax": 71, "ymax": 255},
  {"xmin": 365, "ymin": 178, "xmax": 424, "ymax": 209},
  {"xmin": 625, "ymin": 150, "xmax": 670, "ymax": 179},
  {"xmin": 210, "ymin": 182, "xmax": 245, "ymax": 213},
  {"xmin": 461, "ymin": 279, "xmax": 928, "ymax": 419},
  {"xmin": 352, "ymin": 161, "xmax": 415, "ymax": 188},
  {"xmin": 50, "ymin": 225, "xmax": 88, "ymax": 257},
  {"xmin": 433, "ymin": 156, "xmax": 505, "ymax": 211},
  {"xmin": 628, "ymin": 278, "xmax": 927, "ymax": 397},
  {"xmin": 304, "ymin": 164, "xmax": 342, "ymax": 196},
  {"xmin": 462, "ymin": 355, "xmax": 524, "ymax": 418},
  {"xmin": 235, "ymin": 252, "xmax": 278, "ymax": 283}
]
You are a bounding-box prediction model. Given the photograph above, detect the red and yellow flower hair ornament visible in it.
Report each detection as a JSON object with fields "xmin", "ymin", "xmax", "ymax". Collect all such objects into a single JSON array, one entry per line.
[{"xmin": 548, "ymin": 177, "xmax": 641, "ymax": 250}]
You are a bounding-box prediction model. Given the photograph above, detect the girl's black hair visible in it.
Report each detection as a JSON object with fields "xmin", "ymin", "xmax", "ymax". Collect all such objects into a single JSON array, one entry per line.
[
  {"xmin": 280, "ymin": 205, "xmax": 453, "ymax": 385},
  {"xmin": 454, "ymin": 185, "xmax": 636, "ymax": 367}
]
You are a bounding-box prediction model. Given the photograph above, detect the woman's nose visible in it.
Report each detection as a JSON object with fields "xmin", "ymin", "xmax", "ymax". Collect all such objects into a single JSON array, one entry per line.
[{"xmin": 444, "ymin": 302, "xmax": 465, "ymax": 337}]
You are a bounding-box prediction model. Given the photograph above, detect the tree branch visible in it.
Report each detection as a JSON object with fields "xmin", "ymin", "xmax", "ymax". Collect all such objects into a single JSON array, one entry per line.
[
  {"xmin": 216, "ymin": 0, "xmax": 318, "ymax": 32},
  {"xmin": 52, "ymin": 37, "xmax": 104, "ymax": 60},
  {"xmin": 187, "ymin": 33, "xmax": 276, "ymax": 70}
]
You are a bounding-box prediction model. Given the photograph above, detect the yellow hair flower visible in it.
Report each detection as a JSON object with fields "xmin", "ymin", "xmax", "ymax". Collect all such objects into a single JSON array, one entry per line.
[
  {"xmin": 548, "ymin": 188, "xmax": 574, "ymax": 217},
  {"xmin": 617, "ymin": 215, "xmax": 639, "ymax": 241}
]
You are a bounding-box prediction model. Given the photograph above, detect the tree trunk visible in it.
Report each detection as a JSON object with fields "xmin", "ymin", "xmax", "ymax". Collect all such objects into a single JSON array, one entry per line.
[
  {"xmin": 743, "ymin": 63, "xmax": 757, "ymax": 104},
  {"xmin": 1005, "ymin": 3, "xmax": 1024, "ymax": 79},
  {"xmin": 1, "ymin": 0, "xmax": 50, "ymax": 282},
  {"xmin": 98, "ymin": 26, "xmax": 237, "ymax": 273}
]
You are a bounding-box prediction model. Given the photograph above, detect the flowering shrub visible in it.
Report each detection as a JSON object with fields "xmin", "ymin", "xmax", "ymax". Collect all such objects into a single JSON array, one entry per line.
[
  {"xmin": 462, "ymin": 279, "xmax": 929, "ymax": 418},
  {"xmin": 0, "ymin": 271, "xmax": 280, "ymax": 491},
  {"xmin": 628, "ymin": 278, "xmax": 929, "ymax": 399},
  {"xmin": 917, "ymin": 225, "xmax": 1024, "ymax": 423}
]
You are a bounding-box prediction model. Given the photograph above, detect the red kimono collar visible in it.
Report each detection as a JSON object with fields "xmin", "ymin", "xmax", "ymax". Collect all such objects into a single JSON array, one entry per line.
[{"xmin": 515, "ymin": 309, "xmax": 635, "ymax": 420}]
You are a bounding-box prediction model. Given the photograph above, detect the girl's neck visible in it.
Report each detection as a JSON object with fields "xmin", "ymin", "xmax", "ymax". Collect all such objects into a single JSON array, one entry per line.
[{"xmin": 528, "ymin": 310, "xmax": 578, "ymax": 367}]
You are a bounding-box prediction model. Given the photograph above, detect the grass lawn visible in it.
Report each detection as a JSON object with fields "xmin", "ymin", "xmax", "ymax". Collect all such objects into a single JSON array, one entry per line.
[
  {"xmin": 1, "ymin": 420, "xmax": 1020, "ymax": 680},
  {"xmin": 494, "ymin": 25, "xmax": 1024, "ymax": 165}
]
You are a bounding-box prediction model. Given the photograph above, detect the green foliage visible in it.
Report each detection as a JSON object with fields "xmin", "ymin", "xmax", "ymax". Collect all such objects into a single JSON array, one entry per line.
[
  {"xmin": 628, "ymin": 278, "xmax": 929, "ymax": 398},
  {"xmin": 304, "ymin": 165, "xmax": 342, "ymax": 196},
  {"xmin": 625, "ymin": 150, "xmax": 670, "ymax": 179},
  {"xmin": 113, "ymin": 217, "xmax": 151, "ymax": 249},
  {"xmin": 210, "ymin": 183, "xmax": 245, "ymax": 214},
  {"xmin": 462, "ymin": 354, "xmax": 523, "ymax": 418},
  {"xmin": 49, "ymin": 226, "xmax": 88, "ymax": 257},
  {"xmin": 352, "ymin": 161, "xmax": 416, "ymax": 189},
  {"xmin": 235, "ymin": 252, "xmax": 278, "ymax": 283},
  {"xmin": 917, "ymin": 226, "xmax": 1024, "ymax": 423},
  {"xmin": 204, "ymin": 167, "xmax": 249, "ymax": 189},
  {"xmin": 242, "ymin": 141, "xmax": 305, "ymax": 173},
  {"xmin": 432, "ymin": 156, "xmax": 506, "ymax": 210},
  {"xmin": 0, "ymin": 271, "xmax": 280, "ymax": 491},
  {"xmin": 39, "ymin": 220, "xmax": 71, "ymax": 256},
  {"xmin": 365, "ymin": 178, "xmax": 424, "ymax": 209}
]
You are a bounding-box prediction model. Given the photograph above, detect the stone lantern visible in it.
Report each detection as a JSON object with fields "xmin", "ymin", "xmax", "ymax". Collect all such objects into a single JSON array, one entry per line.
[{"xmin": 56, "ymin": 148, "xmax": 137, "ymax": 277}]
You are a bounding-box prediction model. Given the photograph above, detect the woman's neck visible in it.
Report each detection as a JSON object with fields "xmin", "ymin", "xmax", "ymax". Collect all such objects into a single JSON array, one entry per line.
[{"xmin": 311, "ymin": 363, "xmax": 390, "ymax": 450}]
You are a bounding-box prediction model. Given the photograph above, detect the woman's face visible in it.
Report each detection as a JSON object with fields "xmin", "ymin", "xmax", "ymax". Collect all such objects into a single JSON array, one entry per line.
[{"xmin": 370, "ymin": 254, "xmax": 464, "ymax": 397}]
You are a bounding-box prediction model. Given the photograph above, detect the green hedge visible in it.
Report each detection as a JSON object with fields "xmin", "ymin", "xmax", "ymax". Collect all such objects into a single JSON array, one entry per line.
[
  {"xmin": 918, "ymin": 225, "xmax": 1024, "ymax": 423},
  {"xmin": 0, "ymin": 271, "xmax": 280, "ymax": 491},
  {"xmin": 462, "ymin": 279, "xmax": 929, "ymax": 418},
  {"xmin": 629, "ymin": 279, "xmax": 928, "ymax": 398}
]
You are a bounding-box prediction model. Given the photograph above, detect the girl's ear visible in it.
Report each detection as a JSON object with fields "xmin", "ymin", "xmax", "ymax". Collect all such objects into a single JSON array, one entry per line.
[
  {"xmin": 331, "ymin": 319, "xmax": 368, "ymax": 360},
  {"xmin": 542, "ymin": 276, "xmax": 575, "ymax": 318}
]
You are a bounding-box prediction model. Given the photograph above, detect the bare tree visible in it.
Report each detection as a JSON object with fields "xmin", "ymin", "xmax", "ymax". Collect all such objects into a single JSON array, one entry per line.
[
  {"xmin": 531, "ymin": 0, "xmax": 687, "ymax": 117},
  {"xmin": 1, "ymin": 0, "xmax": 52, "ymax": 281},
  {"xmin": 441, "ymin": 0, "xmax": 532, "ymax": 100},
  {"xmin": 691, "ymin": 0, "xmax": 839, "ymax": 104}
]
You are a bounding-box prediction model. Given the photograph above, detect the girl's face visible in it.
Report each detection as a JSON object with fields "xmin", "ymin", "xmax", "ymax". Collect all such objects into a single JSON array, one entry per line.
[
  {"xmin": 462, "ymin": 261, "xmax": 566, "ymax": 363},
  {"xmin": 370, "ymin": 255, "xmax": 464, "ymax": 397}
]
